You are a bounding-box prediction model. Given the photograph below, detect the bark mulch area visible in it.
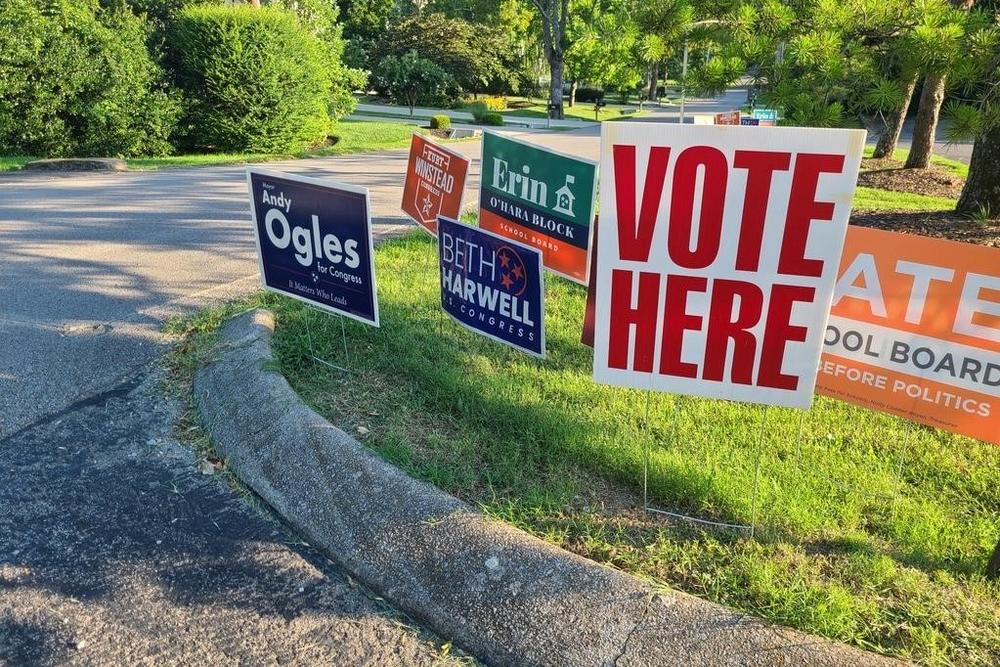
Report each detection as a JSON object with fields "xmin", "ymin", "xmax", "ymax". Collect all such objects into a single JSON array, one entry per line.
[
  {"xmin": 850, "ymin": 210, "xmax": 1000, "ymax": 247},
  {"xmin": 858, "ymin": 158, "xmax": 965, "ymax": 199}
]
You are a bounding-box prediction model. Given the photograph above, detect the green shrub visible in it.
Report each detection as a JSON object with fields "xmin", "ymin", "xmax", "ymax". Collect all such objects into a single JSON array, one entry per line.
[
  {"xmin": 468, "ymin": 101, "xmax": 488, "ymax": 122},
  {"xmin": 430, "ymin": 114, "xmax": 451, "ymax": 130},
  {"xmin": 481, "ymin": 95, "xmax": 507, "ymax": 111},
  {"xmin": 481, "ymin": 112, "xmax": 504, "ymax": 126},
  {"xmin": 170, "ymin": 5, "xmax": 332, "ymax": 153},
  {"xmin": 0, "ymin": 0, "xmax": 179, "ymax": 157}
]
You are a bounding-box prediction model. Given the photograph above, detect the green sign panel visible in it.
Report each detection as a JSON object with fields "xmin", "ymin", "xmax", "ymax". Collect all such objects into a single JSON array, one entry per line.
[{"xmin": 478, "ymin": 131, "xmax": 597, "ymax": 284}]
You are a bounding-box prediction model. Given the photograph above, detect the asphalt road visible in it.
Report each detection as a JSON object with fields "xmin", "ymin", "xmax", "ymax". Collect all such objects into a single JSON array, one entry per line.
[{"xmin": 0, "ymin": 370, "xmax": 465, "ymax": 665}]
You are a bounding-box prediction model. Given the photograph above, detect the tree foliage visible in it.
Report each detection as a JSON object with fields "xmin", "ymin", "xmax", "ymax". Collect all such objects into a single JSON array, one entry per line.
[
  {"xmin": 375, "ymin": 50, "xmax": 453, "ymax": 112},
  {"xmin": 170, "ymin": 5, "xmax": 333, "ymax": 152}
]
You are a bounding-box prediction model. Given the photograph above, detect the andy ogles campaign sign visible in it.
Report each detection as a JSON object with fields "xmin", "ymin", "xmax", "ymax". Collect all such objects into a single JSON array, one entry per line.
[
  {"xmin": 438, "ymin": 216, "xmax": 545, "ymax": 357},
  {"xmin": 247, "ymin": 168, "xmax": 379, "ymax": 326},
  {"xmin": 593, "ymin": 123, "xmax": 865, "ymax": 408}
]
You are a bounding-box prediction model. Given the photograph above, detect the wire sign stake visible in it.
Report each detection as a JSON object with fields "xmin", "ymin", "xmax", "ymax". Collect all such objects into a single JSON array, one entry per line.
[{"xmin": 640, "ymin": 391, "xmax": 759, "ymax": 536}]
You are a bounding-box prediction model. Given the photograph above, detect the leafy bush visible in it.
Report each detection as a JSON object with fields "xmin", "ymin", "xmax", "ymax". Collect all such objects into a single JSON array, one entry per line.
[
  {"xmin": 170, "ymin": 5, "xmax": 333, "ymax": 153},
  {"xmin": 481, "ymin": 112, "xmax": 504, "ymax": 126},
  {"xmin": 0, "ymin": 0, "xmax": 179, "ymax": 157},
  {"xmin": 481, "ymin": 96, "xmax": 507, "ymax": 111},
  {"xmin": 375, "ymin": 50, "xmax": 452, "ymax": 113},
  {"xmin": 430, "ymin": 114, "xmax": 451, "ymax": 130},
  {"xmin": 467, "ymin": 101, "xmax": 489, "ymax": 122}
]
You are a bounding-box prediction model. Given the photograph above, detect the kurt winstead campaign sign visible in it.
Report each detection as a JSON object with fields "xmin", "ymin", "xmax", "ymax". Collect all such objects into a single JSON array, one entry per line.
[
  {"xmin": 592, "ymin": 123, "xmax": 865, "ymax": 408},
  {"xmin": 247, "ymin": 168, "xmax": 379, "ymax": 326}
]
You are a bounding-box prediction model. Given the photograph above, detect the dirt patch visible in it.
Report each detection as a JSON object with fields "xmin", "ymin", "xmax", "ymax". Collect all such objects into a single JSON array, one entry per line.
[
  {"xmin": 858, "ymin": 158, "xmax": 964, "ymax": 199},
  {"xmin": 850, "ymin": 211, "xmax": 1000, "ymax": 247}
]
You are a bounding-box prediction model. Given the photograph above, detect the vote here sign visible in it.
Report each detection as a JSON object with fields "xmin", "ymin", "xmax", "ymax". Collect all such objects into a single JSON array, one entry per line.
[
  {"xmin": 592, "ymin": 123, "xmax": 866, "ymax": 408},
  {"xmin": 817, "ymin": 227, "xmax": 1000, "ymax": 444},
  {"xmin": 247, "ymin": 168, "xmax": 379, "ymax": 326},
  {"xmin": 401, "ymin": 133, "xmax": 469, "ymax": 236}
]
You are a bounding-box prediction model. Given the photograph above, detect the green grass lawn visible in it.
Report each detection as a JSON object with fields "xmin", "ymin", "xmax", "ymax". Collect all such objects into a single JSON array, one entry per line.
[
  {"xmin": 1, "ymin": 121, "xmax": 424, "ymax": 172},
  {"xmin": 171, "ymin": 232, "xmax": 1000, "ymax": 667},
  {"xmin": 498, "ymin": 102, "xmax": 646, "ymax": 122},
  {"xmin": 0, "ymin": 156, "xmax": 34, "ymax": 171},
  {"xmin": 852, "ymin": 187, "xmax": 957, "ymax": 212}
]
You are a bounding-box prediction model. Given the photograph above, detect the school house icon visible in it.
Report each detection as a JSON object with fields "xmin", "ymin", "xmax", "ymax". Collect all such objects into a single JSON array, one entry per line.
[{"xmin": 552, "ymin": 175, "xmax": 576, "ymax": 216}]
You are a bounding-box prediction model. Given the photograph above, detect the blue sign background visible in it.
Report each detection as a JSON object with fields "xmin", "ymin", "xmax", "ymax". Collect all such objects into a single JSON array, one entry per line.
[
  {"xmin": 438, "ymin": 216, "xmax": 545, "ymax": 357},
  {"xmin": 248, "ymin": 169, "xmax": 379, "ymax": 325}
]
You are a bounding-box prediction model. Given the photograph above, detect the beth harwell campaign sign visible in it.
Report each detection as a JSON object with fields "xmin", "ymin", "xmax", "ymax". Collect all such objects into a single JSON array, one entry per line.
[
  {"xmin": 438, "ymin": 216, "xmax": 545, "ymax": 357},
  {"xmin": 400, "ymin": 133, "xmax": 469, "ymax": 236},
  {"xmin": 479, "ymin": 130, "xmax": 597, "ymax": 285},
  {"xmin": 593, "ymin": 123, "xmax": 865, "ymax": 408},
  {"xmin": 247, "ymin": 168, "xmax": 379, "ymax": 326}
]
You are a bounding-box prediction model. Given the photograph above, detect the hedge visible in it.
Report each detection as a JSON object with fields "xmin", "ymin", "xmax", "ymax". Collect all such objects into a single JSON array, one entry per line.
[
  {"xmin": 170, "ymin": 5, "xmax": 333, "ymax": 153},
  {"xmin": 0, "ymin": 0, "xmax": 179, "ymax": 157}
]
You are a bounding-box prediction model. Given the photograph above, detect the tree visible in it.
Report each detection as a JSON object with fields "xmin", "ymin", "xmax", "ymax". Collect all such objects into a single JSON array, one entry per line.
[
  {"xmin": 528, "ymin": 0, "xmax": 571, "ymax": 118},
  {"xmin": 945, "ymin": 2, "xmax": 1000, "ymax": 217},
  {"xmin": 902, "ymin": 1, "xmax": 971, "ymax": 168},
  {"xmin": 634, "ymin": 0, "xmax": 692, "ymax": 101},
  {"xmin": 368, "ymin": 13, "xmax": 515, "ymax": 99},
  {"xmin": 377, "ymin": 50, "xmax": 452, "ymax": 113}
]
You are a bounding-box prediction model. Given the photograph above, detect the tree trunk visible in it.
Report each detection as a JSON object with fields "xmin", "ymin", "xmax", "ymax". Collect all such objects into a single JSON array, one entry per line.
[
  {"xmin": 248, "ymin": 0, "xmax": 261, "ymax": 6},
  {"xmin": 986, "ymin": 538, "xmax": 1000, "ymax": 580},
  {"xmin": 956, "ymin": 122, "xmax": 1000, "ymax": 219},
  {"xmin": 647, "ymin": 62, "xmax": 659, "ymax": 102},
  {"xmin": 904, "ymin": 72, "xmax": 946, "ymax": 169},
  {"xmin": 549, "ymin": 55, "xmax": 564, "ymax": 119},
  {"xmin": 872, "ymin": 73, "xmax": 917, "ymax": 160},
  {"xmin": 569, "ymin": 80, "xmax": 577, "ymax": 107}
]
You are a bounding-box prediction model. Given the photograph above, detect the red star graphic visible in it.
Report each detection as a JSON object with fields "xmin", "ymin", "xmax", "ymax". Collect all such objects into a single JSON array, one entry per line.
[
  {"xmin": 511, "ymin": 265, "xmax": 524, "ymax": 280},
  {"xmin": 498, "ymin": 251, "xmax": 511, "ymax": 268},
  {"xmin": 500, "ymin": 273, "xmax": 514, "ymax": 289}
]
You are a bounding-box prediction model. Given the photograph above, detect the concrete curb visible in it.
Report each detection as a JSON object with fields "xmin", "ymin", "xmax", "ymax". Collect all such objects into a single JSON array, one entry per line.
[
  {"xmin": 194, "ymin": 310, "xmax": 903, "ymax": 667},
  {"xmin": 24, "ymin": 158, "xmax": 127, "ymax": 172}
]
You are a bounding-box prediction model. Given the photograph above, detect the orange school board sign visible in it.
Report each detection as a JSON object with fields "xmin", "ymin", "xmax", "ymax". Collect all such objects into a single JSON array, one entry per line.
[
  {"xmin": 817, "ymin": 226, "xmax": 1000, "ymax": 444},
  {"xmin": 401, "ymin": 133, "xmax": 469, "ymax": 235}
]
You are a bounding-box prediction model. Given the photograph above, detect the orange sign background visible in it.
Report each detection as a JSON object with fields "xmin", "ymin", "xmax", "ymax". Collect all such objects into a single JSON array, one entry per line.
[
  {"xmin": 400, "ymin": 134, "xmax": 469, "ymax": 235},
  {"xmin": 817, "ymin": 226, "xmax": 1000, "ymax": 444}
]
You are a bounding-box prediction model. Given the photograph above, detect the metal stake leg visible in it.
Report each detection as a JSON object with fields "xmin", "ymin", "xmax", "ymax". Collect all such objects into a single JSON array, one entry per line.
[{"xmin": 749, "ymin": 406, "xmax": 769, "ymax": 541}]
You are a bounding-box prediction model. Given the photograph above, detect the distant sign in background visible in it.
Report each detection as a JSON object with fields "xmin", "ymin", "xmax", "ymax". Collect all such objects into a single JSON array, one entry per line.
[
  {"xmin": 401, "ymin": 133, "xmax": 469, "ymax": 236},
  {"xmin": 247, "ymin": 168, "xmax": 379, "ymax": 326},
  {"xmin": 714, "ymin": 111, "xmax": 741, "ymax": 125},
  {"xmin": 818, "ymin": 226, "xmax": 1000, "ymax": 443},
  {"xmin": 478, "ymin": 131, "xmax": 597, "ymax": 284},
  {"xmin": 592, "ymin": 122, "xmax": 866, "ymax": 408},
  {"xmin": 438, "ymin": 216, "xmax": 545, "ymax": 357}
]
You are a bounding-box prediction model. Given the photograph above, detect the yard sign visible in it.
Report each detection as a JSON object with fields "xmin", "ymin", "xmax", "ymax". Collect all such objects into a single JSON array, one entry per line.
[
  {"xmin": 817, "ymin": 226, "xmax": 1000, "ymax": 444},
  {"xmin": 714, "ymin": 111, "xmax": 741, "ymax": 125},
  {"xmin": 478, "ymin": 130, "xmax": 597, "ymax": 284},
  {"xmin": 401, "ymin": 133, "xmax": 469, "ymax": 235},
  {"xmin": 592, "ymin": 123, "xmax": 866, "ymax": 408},
  {"xmin": 247, "ymin": 168, "xmax": 379, "ymax": 326},
  {"xmin": 438, "ymin": 215, "xmax": 545, "ymax": 357}
]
